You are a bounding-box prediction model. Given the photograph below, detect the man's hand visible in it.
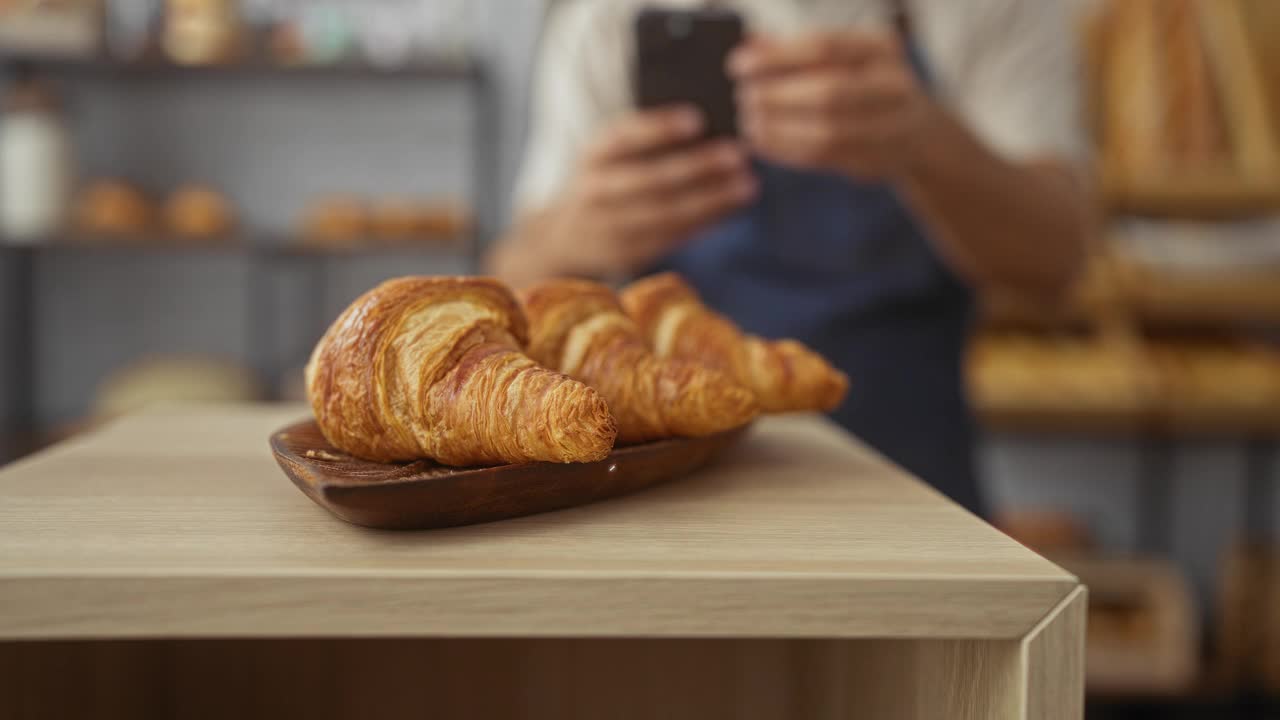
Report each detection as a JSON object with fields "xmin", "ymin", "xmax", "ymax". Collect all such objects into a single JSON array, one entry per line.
[
  {"xmin": 730, "ymin": 32, "xmax": 934, "ymax": 181},
  {"xmin": 543, "ymin": 106, "xmax": 757, "ymax": 278}
]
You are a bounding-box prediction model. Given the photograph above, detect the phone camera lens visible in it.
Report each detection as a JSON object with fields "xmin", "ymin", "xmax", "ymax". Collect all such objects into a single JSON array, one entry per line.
[{"xmin": 667, "ymin": 14, "xmax": 692, "ymax": 38}]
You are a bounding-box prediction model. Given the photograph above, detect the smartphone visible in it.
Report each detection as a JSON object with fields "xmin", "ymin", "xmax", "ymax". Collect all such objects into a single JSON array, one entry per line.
[{"xmin": 634, "ymin": 7, "xmax": 745, "ymax": 140}]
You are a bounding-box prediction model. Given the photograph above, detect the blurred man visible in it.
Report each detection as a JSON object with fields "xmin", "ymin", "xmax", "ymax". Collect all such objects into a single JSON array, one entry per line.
[{"xmin": 488, "ymin": 0, "xmax": 1089, "ymax": 514}]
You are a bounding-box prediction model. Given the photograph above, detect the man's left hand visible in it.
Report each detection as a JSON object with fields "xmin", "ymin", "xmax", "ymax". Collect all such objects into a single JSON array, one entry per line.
[{"xmin": 729, "ymin": 31, "xmax": 935, "ymax": 181}]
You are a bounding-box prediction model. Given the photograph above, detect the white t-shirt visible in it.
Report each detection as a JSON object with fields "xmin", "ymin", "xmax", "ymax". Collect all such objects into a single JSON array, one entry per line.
[{"xmin": 514, "ymin": 0, "xmax": 1087, "ymax": 211}]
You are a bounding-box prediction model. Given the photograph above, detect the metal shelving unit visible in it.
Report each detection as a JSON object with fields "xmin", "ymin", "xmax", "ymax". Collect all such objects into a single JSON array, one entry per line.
[
  {"xmin": 0, "ymin": 52, "xmax": 481, "ymax": 79},
  {"xmin": 0, "ymin": 52, "xmax": 498, "ymax": 464}
]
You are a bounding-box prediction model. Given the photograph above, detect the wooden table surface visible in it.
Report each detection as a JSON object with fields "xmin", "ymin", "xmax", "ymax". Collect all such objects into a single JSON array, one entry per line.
[{"xmin": 0, "ymin": 404, "xmax": 1075, "ymax": 641}]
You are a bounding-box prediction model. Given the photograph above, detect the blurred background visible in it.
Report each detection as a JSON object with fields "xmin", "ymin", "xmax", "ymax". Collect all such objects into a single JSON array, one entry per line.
[{"xmin": 0, "ymin": 0, "xmax": 1278, "ymax": 717}]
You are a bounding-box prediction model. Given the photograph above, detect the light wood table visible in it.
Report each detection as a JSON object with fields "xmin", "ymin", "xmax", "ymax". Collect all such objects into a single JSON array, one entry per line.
[{"xmin": 0, "ymin": 405, "xmax": 1084, "ymax": 719}]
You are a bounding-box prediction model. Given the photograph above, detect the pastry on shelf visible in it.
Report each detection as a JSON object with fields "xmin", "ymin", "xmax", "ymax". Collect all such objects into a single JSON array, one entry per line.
[
  {"xmin": 1160, "ymin": 0, "xmax": 1231, "ymax": 170},
  {"xmin": 306, "ymin": 276, "xmax": 617, "ymax": 466},
  {"xmin": 370, "ymin": 199, "xmax": 470, "ymax": 244},
  {"xmin": 163, "ymin": 184, "xmax": 235, "ymax": 240},
  {"xmin": 1098, "ymin": 0, "xmax": 1165, "ymax": 183},
  {"xmin": 522, "ymin": 278, "xmax": 757, "ymax": 444},
  {"xmin": 163, "ymin": 0, "xmax": 243, "ymax": 65},
  {"xmin": 369, "ymin": 198, "xmax": 421, "ymax": 242},
  {"xmin": 75, "ymin": 180, "xmax": 153, "ymax": 238},
  {"xmin": 414, "ymin": 201, "xmax": 470, "ymax": 243},
  {"xmin": 966, "ymin": 333, "xmax": 1152, "ymax": 418},
  {"xmin": 300, "ymin": 196, "xmax": 367, "ymax": 248},
  {"xmin": 1149, "ymin": 341, "xmax": 1280, "ymax": 417},
  {"xmin": 621, "ymin": 273, "xmax": 849, "ymax": 413},
  {"xmin": 1094, "ymin": 0, "xmax": 1280, "ymax": 214}
]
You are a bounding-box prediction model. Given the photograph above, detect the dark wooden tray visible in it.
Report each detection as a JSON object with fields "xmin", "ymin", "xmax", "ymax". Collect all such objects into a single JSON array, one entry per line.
[{"xmin": 270, "ymin": 420, "xmax": 750, "ymax": 530}]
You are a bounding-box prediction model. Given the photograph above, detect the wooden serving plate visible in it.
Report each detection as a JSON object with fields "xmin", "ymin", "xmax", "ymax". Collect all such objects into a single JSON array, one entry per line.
[{"xmin": 270, "ymin": 420, "xmax": 750, "ymax": 530}]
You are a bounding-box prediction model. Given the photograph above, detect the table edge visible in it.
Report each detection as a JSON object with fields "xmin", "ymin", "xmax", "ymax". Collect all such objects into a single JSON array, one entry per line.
[{"xmin": 0, "ymin": 574, "xmax": 1080, "ymax": 642}]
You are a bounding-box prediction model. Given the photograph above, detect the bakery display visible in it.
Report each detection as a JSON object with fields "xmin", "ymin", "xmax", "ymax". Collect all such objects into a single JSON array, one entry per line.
[
  {"xmin": 969, "ymin": 331, "xmax": 1280, "ymax": 434},
  {"xmin": 621, "ymin": 272, "xmax": 849, "ymax": 413},
  {"xmin": 1149, "ymin": 341, "xmax": 1280, "ymax": 420},
  {"xmin": 163, "ymin": 184, "xmax": 235, "ymax": 239},
  {"xmin": 301, "ymin": 195, "xmax": 367, "ymax": 246},
  {"xmin": 1093, "ymin": 0, "xmax": 1280, "ymax": 214},
  {"xmin": 163, "ymin": 0, "xmax": 243, "ymax": 65},
  {"xmin": 967, "ymin": 333, "xmax": 1152, "ymax": 424},
  {"xmin": 1099, "ymin": 0, "xmax": 1165, "ymax": 183},
  {"xmin": 368, "ymin": 198, "xmax": 421, "ymax": 241},
  {"xmin": 74, "ymin": 179, "xmax": 242, "ymax": 242},
  {"xmin": 75, "ymin": 180, "xmax": 153, "ymax": 237},
  {"xmin": 327, "ymin": 197, "xmax": 471, "ymax": 245},
  {"xmin": 521, "ymin": 278, "xmax": 757, "ymax": 444},
  {"xmin": 305, "ymin": 276, "xmax": 616, "ymax": 466},
  {"xmin": 1161, "ymin": 0, "xmax": 1230, "ymax": 170},
  {"xmin": 413, "ymin": 201, "xmax": 470, "ymax": 241}
]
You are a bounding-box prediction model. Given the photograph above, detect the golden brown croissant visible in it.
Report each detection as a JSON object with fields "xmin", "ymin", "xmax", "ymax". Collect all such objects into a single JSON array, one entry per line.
[
  {"xmin": 620, "ymin": 273, "xmax": 850, "ymax": 413},
  {"xmin": 306, "ymin": 276, "xmax": 617, "ymax": 466},
  {"xmin": 521, "ymin": 279, "xmax": 758, "ymax": 444}
]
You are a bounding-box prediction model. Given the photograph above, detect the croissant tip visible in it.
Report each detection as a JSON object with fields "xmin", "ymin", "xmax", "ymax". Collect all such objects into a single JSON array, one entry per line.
[
  {"xmin": 551, "ymin": 381, "xmax": 619, "ymax": 464},
  {"xmin": 820, "ymin": 372, "xmax": 852, "ymax": 412}
]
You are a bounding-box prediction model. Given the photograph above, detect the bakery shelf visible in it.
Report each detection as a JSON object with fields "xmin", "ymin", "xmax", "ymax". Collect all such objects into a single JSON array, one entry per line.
[
  {"xmin": 969, "ymin": 335, "xmax": 1280, "ymax": 439},
  {"xmin": 266, "ymin": 238, "xmax": 471, "ymax": 257},
  {"xmin": 971, "ymin": 402, "xmax": 1280, "ymax": 439},
  {"xmin": 0, "ymin": 235, "xmax": 471, "ymax": 257},
  {"xmin": 975, "ymin": 403, "xmax": 1151, "ymax": 437},
  {"xmin": 978, "ymin": 292, "xmax": 1102, "ymax": 332},
  {"xmin": 1091, "ymin": 0, "xmax": 1280, "ymax": 222},
  {"xmin": 981, "ymin": 261, "xmax": 1280, "ymax": 331},
  {"xmin": 2, "ymin": 235, "xmax": 249, "ymax": 253},
  {"xmin": 1122, "ymin": 266, "xmax": 1280, "ymax": 328},
  {"xmin": 975, "ymin": 383, "xmax": 1280, "ymax": 439},
  {"xmin": 0, "ymin": 51, "xmax": 481, "ymax": 80},
  {"xmin": 1156, "ymin": 406, "xmax": 1280, "ymax": 439},
  {"xmin": 0, "ymin": 34, "xmax": 498, "ymax": 468},
  {"xmin": 1103, "ymin": 175, "xmax": 1280, "ymax": 220}
]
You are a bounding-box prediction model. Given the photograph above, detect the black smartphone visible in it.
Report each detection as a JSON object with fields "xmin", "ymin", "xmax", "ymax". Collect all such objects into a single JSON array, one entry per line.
[{"xmin": 634, "ymin": 7, "xmax": 745, "ymax": 139}]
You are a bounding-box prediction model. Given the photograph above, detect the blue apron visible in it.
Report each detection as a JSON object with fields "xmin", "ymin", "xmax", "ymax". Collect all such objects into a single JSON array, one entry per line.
[{"xmin": 655, "ymin": 44, "xmax": 982, "ymax": 514}]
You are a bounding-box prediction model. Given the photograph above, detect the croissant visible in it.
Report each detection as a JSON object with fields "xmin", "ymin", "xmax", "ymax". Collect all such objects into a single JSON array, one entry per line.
[
  {"xmin": 521, "ymin": 279, "xmax": 758, "ymax": 444},
  {"xmin": 306, "ymin": 276, "xmax": 617, "ymax": 466},
  {"xmin": 620, "ymin": 273, "xmax": 849, "ymax": 413}
]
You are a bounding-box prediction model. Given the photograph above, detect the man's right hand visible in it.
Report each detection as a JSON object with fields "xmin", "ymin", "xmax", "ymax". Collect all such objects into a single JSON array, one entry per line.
[{"xmin": 538, "ymin": 106, "xmax": 758, "ymax": 278}]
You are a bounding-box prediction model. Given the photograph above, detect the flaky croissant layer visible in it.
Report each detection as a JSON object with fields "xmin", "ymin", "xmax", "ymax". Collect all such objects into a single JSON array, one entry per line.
[
  {"xmin": 522, "ymin": 279, "xmax": 758, "ymax": 444},
  {"xmin": 621, "ymin": 273, "xmax": 850, "ymax": 413},
  {"xmin": 306, "ymin": 276, "xmax": 616, "ymax": 465}
]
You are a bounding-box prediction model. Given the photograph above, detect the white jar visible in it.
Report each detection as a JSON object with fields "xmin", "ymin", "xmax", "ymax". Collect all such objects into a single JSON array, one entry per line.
[{"xmin": 0, "ymin": 76, "xmax": 72, "ymax": 243}]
